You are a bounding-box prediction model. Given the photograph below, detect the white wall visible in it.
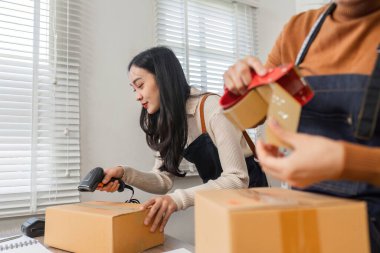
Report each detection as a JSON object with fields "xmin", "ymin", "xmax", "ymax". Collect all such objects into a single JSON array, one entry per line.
[
  {"xmin": 79, "ymin": 0, "xmax": 296, "ymax": 245},
  {"xmin": 257, "ymin": 0, "xmax": 296, "ymax": 62},
  {"xmin": 296, "ymin": 0, "xmax": 330, "ymax": 13},
  {"xmin": 80, "ymin": 1, "xmax": 155, "ymax": 201}
]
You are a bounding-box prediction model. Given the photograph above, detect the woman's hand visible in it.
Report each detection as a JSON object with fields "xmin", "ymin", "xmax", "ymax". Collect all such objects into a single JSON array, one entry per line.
[
  {"xmin": 141, "ymin": 195, "xmax": 178, "ymax": 233},
  {"xmin": 96, "ymin": 166, "xmax": 124, "ymax": 192},
  {"xmin": 223, "ymin": 56, "xmax": 267, "ymax": 95},
  {"xmin": 257, "ymin": 119, "xmax": 345, "ymax": 188}
]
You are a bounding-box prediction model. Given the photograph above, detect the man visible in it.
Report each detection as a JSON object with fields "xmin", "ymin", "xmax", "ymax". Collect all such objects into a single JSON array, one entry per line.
[{"xmin": 224, "ymin": 1, "xmax": 380, "ymax": 252}]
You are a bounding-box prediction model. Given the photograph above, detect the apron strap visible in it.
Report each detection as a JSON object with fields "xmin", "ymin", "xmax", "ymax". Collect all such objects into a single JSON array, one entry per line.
[
  {"xmin": 355, "ymin": 45, "xmax": 380, "ymax": 140},
  {"xmin": 199, "ymin": 93, "xmax": 213, "ymax": 134},
  {"xmin": 199, "ymin": 93, "xmax": 258, "ymax": 158},
  {"xmin": 295, "ymin": 3, "xmax": 336, "ymax": 66},
  {"xmin": 242, "ymin": 130, "xmax": 258, "ymax": 158}
]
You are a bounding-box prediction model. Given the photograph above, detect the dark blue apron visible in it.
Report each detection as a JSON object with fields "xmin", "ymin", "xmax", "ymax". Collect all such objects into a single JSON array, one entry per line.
[
  {"xmin": 295, "ymin": 3, "xmax": 380, "ymax": 252},
  {"xmin": 183, "ymin": 94, "xmax": 268, "ymax": 188}
]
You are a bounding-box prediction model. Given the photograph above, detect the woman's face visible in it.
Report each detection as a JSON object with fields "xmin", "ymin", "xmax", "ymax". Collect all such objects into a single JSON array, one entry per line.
[{"xmin": 129, "ymin": 65, "xmax": 160, "ymax": 114}]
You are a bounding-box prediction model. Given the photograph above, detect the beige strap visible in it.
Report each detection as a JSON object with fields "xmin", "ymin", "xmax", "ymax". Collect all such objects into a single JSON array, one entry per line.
[{"xmin": 199, "ymin": 93, "xmax": 258, "ymax": 158}]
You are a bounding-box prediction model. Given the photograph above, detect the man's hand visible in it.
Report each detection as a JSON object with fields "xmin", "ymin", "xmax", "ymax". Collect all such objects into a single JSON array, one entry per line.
[
  {"xmin": 257, "ymin": 118, "xmax": 344, "ymax": 187},
  {"xmin": 223, "ymin": 56, "xmax": 267, "ymax": 95}
]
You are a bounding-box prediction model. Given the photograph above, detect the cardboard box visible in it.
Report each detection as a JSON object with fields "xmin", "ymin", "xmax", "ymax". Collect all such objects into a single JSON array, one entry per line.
[
  {"xmin": 195, "ymin": 188, "xmax": 370, "ymax": 253},
  {"xmin": 265, "ymin": 83, "xmax": 301, "ymax": 149},
  {"xmin": 44, "ymin": 201, "xmax": 164, "ymax": 253}
]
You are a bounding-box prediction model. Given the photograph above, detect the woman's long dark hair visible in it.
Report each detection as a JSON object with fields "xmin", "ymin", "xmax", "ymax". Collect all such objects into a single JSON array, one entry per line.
[{"xmin": 128, "ymin": 47, "xmax": 190, "ymax": 177}]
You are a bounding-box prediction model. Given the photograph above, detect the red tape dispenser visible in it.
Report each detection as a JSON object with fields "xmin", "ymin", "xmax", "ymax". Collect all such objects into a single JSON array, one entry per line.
[{"xmin": 220, "ymin": 63, "xmax": 314, "ymax": 148}]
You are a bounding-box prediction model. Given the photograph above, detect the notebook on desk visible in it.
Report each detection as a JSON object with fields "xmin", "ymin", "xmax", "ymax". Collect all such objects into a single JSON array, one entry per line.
[{"xmin": 0, "ymin": 235, "xmax": 51, "ymax": 252}]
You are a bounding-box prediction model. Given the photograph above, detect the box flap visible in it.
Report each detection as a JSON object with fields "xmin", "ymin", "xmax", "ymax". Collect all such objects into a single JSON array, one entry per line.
[
  {"xmin": 196, "ymin": 188, "xmax": 356, "ymax": 211},
  {"xmin": 48, "ymin": 201, "xmax": 142, "ymax": 217}
]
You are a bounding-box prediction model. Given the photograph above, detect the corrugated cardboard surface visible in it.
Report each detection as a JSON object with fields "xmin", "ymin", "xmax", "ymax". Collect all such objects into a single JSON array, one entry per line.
[
  {"xmin": 265, "ymin": 83, "xmax": 301, "ymax": 149},
  {"xmin": 223, "ymin": 88, "xmax": 267, "ymax": 131},
  {"xmin": 44, "ymin": 201, "xmax": 164, "ymax": 253},
  {"xmin": 195, "ymin": 188, "xmax": 370, "ymax": 253}
]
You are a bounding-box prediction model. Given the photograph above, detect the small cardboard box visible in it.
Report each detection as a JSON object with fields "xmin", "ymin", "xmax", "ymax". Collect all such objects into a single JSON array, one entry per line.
[
  {"xmin": 195, "ymin": 188, "xmax": 370, "ymax": 253},
  {"xmin": 44, "ymin": 201, "xmax": 164, "ymax": 253}
]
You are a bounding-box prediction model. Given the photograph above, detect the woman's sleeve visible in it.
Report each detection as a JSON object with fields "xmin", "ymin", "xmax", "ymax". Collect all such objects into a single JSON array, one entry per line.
[
  {"xmin": 121, "ymin": 152, "xmax": 175, "ymax": 194},
  {"xmin": 167, "ymin": 96, "xmax": 250, "ymax": 210},
  {"xmin": 341, "ymin": 141, "xmax": 380, "ymax": 186}
]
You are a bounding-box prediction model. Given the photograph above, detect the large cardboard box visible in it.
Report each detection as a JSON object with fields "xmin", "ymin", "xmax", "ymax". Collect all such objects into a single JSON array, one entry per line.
[
  {"xmin": 195, "ymin": 188, "xmax": 370, "ymax": 253},
  {"xmin": 44, "ymin": 201, "xmax": 164, "ymax": 253}
]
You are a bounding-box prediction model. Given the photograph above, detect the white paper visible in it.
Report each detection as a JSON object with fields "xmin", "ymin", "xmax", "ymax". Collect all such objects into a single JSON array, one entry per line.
[
  {"xmin": 163, "ymin": 248, "xmax": 192, "ymax": 253},
  {"xmin": 0, "ymin": 235, "xmax": 51, "ymax": 253}
]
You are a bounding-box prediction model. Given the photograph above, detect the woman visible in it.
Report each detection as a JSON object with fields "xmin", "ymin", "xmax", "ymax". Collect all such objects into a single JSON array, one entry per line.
[{"xmin": 98, "ymin": 46, "xmax": 268, "ymax": 233}]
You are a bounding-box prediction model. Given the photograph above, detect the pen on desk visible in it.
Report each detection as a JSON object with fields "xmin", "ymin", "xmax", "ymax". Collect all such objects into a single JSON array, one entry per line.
[{"xmin": 0, "ymin": 234, "xmax": 23, "ymax": 244}]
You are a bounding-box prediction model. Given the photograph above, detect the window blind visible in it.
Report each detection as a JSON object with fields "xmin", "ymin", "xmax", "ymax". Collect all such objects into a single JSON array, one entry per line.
[
  {"xmin": 0, "ymin": 0, "xmax": 81, "ymax": 218},
  {"xmin": 155, "ymin": 0, "xmax": 258, "ymax": 94},
  {"xmin": 155, "ymin": 0, "xmax": 258, "ymax": 174}
]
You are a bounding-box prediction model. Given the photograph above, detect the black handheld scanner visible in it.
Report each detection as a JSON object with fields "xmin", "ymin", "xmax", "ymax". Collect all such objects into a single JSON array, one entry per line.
[{"xmin": 78, "ymin": 167, "xmax": 126, "ymax": 192}]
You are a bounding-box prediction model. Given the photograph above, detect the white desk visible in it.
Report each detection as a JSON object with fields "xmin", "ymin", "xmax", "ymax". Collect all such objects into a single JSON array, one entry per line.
[{"xmin": 37, "ymin": 235, "xmax": 194, "ymax": 253}]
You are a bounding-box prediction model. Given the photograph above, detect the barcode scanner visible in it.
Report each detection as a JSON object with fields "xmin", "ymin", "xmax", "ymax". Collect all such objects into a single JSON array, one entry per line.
[
  {"xmin": 78, "ymin": 167, "xmax": 127, "ymax": 192},
  {"xmin": 78, "ymin": 167, "xmax": 139, "ymax": 203}
]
